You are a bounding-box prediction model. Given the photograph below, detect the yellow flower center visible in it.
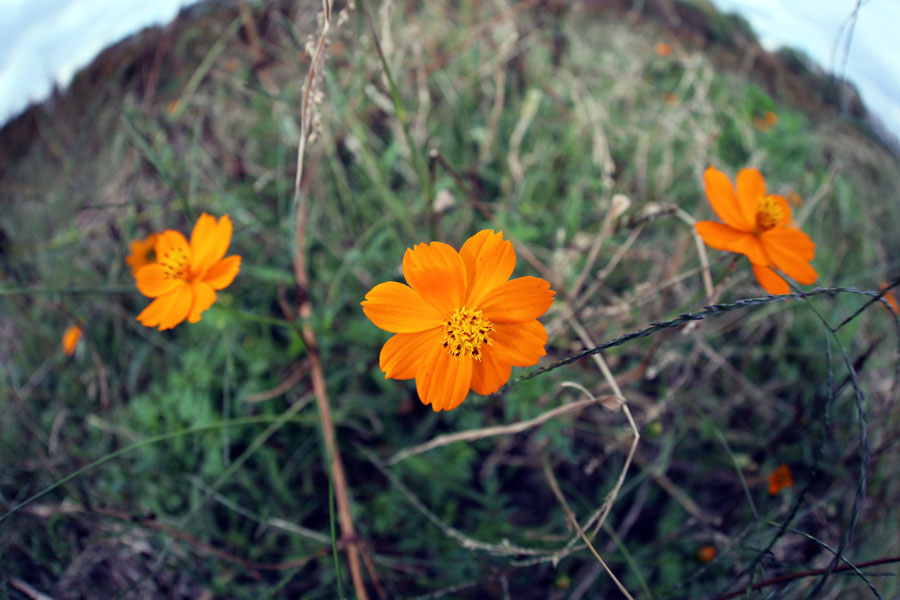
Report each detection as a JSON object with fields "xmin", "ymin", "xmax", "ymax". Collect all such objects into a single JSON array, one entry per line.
[
  {"xmin": 442, "ymin": 306, "xmax": 494, "ymax": 360},
  {"xmin": 159, "ymin": 246, "xmax": 190, "ymax": 280},
  {"xmin": 756, "ymin": 196, "xmax": 784, "ymax": 231}
]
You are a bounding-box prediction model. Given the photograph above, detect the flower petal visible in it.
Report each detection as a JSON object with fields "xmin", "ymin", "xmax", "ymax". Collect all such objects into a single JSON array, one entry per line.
[
  {"xmin": 695, "ymin": 221, "xmax": 745, "ymax": 249},
  {"xmin": 762, "ymin": 236, "xmax": 818, "ymax": 286},
  {"xmin": 479, "ymin": 276, "xmax": 555, "ymax": 323},
  {"xmin": 470, "ymin": 349, "xmax": 512, "ymax": 396},
  {"xmin": 160, "ymin": 284, "xmax": 193, "ymax": 330},
  {"xmin": 489, "ymin": 320, "xmax": 548, "ymax": 367},
  {"xmin": 751, "ymin": 264, "xmax": 790, "ymax": 295},
  {"xmin": 155, "ymin": 230, "xmax": 190, "ymax": 262},
  {"xmin": 727, "ymin": 234, "xmax": 768, "ymax": 266},
  {"xmin": 362, "ymin": 281, "xmax": 445, "ymax": 333},
  {"xmin": 190, "ymin": 214, "xmax": 233, "ymax": 278},
  {"xmin": 704, "ymin": 166, "xmax": 751, "ymax": 231},
  {"xmin": 402, "ymin": 241, "xmax": 467, "ymax": 314},
  {"xmin": 203, "ymin": 255, "xmax": 242, "ymax": 290},
  {"xmin": 415, "ymin": 343, "xmax": 473, "ymax": 412},
  {"xmin": 137, "ymin": 287, "xmax": 183, "ymax": 329},
  {"xmin": 761, "ymin": 227, "xmax": 815, "ymax": 261},
  {"xmin": 736, "ymin": 168, "xmax": 766, "ymax": 228},
  {"xmin": 188, "ymin": 281, "xmax": 217, "ymax": 323},
  {"xmin": 135, "ymin": 264, "xmax": 181, "ymax": 298},
  {"xmin": 459, "ymin": 230, "xmax": 516, "ymax": 306},
  {"xmin": 379, "ymin": 328, "xmax": 443, "ymax": 380}
]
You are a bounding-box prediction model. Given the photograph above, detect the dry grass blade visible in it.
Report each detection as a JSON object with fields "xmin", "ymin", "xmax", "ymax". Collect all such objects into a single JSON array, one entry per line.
[
  {"xmin": 387, "ymin": 396, "xmax": 596, "ymax": 465},
  {"xmin": 541, "ymin": 456, "xmax": 635, "ymax": 600},
  {"xmin": 289, "ymin": 2, "xmax": 372, "ymax": 597}
]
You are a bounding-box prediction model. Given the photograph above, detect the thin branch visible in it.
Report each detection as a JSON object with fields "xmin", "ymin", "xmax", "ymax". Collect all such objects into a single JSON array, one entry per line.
[
  {"xmin": 714, "ymin": 556, "xmax": 900, "ymax": 600},
  {"xmin": 541, "ymin": 456, "xmax": 635, "ymax": 600},
  {"xmin": 387, "ymin": 396, "xmax": 596, "ymax": 465},
  {"xmin": 503, "ymin": 287, "xmax": 885, "ymax": 390}
]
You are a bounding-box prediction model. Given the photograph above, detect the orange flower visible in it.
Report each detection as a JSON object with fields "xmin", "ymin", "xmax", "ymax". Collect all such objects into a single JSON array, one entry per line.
[
  {"xmin": 654, "ymin": 41, "xmax": 673, "ymax": 57},
  {"xmin": 125, "ymin": 232, "xmax": 159, "ymax": 277},
  {"xmin": 754, "ymin": 111, "xmax": 778, "ymax": 132},
  {"xmin": 696, "ymin": 545, "xmax": 716, "ymax": 564},
  {"xmin": 62, "ymin": 325, "xmax": 82, "ymax": 356},
  {"xmin": 767, "ymin": 463, "xmax": 794, "ymax": 495},
  {"xmin": 695, "ymin": 166, "xmax": 818, "ymax": 294},
  {"xmin": 361, "ymin": 230, "xmax": 555, "ymax": 412},
  {"xmin": 880, "ymin": 282, "xmax": 898, "ymax": 313},
  {"xmin": 135, "ymin": 213, "xmax": 241, "ymax": 330}
]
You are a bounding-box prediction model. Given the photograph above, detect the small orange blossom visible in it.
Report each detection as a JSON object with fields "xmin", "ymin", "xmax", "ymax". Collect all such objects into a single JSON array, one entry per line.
[
  {"xmin": 654, "ymin": 41, "xmax": 673, "ymax": 57},
  {"xmin": 880, "ymin": 282, "xmax": 898, "ymax": 313},
  {"xmin": 126, "ymin": 232, "xmax": 159, "ymax": 277},
  {"xmin": 768, "ymin": 463, "xmax": 794, "ymax": 495},
  {"xmin": 696, "ymin": 545, "xmax": 716, "ymax": 564},
  {"xmin": 135, "ymin": 213, "xmax": 241, "ymax": 330},
  {"xmin": 62, "ymin": 325, "xmax": 82, "ymax": 356},
  {"xmin": 361, "ymin": 230, "xmax": 555, "ymax": 412},
  {"xmin": 695, "ymin": 166, "xmax": 818, "ymax": 295}
]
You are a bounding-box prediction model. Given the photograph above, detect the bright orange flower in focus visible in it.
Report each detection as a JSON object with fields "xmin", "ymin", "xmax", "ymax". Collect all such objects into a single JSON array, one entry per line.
[
  {"xmin": 768, "ymin": 464, "xmax": 794, "ymax": 495},
  {"xmin": 62, "ymin": 325, "xmax": 82, "ymax": 356},
  {"xmin": 125, "ymin": 232, "xmax": 159, "ymax": 277},
  {"xmin": 654, "ymin": 41, "xmax": 673, "ymax": 56},
  {"xmin": 361, "ymin": 230, "xmax": 555, "ymax": 412},
  {"xmin": 695, "ymin": 166, "xmax": 818, "ymax": 294},
  {"xmin": 135, "ymin": 213, "xmax": 241, "ymax": 330}
]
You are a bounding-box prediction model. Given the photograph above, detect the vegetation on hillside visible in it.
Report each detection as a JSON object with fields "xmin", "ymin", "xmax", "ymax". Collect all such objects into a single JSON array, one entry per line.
[{"xmin": 2, "ymin": 1, "xmax": 898, "ymax": 598}]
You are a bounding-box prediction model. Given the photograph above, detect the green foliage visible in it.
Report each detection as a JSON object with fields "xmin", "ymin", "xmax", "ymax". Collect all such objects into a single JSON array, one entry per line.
[{"xmin": 1, "ymin": 1, "xmax": 899, "ymax": 598}]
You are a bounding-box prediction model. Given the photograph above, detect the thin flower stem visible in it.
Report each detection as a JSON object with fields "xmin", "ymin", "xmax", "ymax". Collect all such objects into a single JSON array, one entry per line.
[
  {"xmin": 541, "ymin": 455, "xmax": 636, "ymax": 600},
  {"xmin": 387, "ymin": 396, "xmax": 597, "ymax": 465},
  {"xmin": 505, "ymin": 286, "xmax": 886, "ymax": 389},
  {"xmin": 760, "ymin": 520, "xmax": 881, "ymax": 599},
  {"xmin": 329, "ymin": 473, "xmax": 345, "ymax": 599},
  {"xmin": 359, "ymin": 0, "xmax": 434, "ymax": 236},
  {"xmin": 564, "ymin": 312, "xmax": 639, "ymax": 542},
  {"xmin": 709, "ymin": 419, "xmax": 759, "ymax": 520},
  {"xmin": 713, "ymin": 556, "xmax": 900, "ymax": 600},
  {"xmin": 290, "ymin": 2, "xmax": 371, "ymax": 597}
]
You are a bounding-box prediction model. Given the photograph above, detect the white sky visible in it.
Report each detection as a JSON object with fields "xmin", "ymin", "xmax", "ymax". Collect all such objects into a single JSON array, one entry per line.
[
  {"xmin": 0, "ymin": 0, "xmax": 193, "ymax": 122},
  {"xmin": 0, "ymin": 0, "xmax": 898, "ymax": 140},
  {"xmin": 709, "ymin": 0, "xmax": 900, "ymax": 140}
]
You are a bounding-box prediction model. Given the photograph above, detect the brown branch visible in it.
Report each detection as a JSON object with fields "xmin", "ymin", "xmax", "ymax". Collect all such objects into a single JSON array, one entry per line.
[
  {"xmin": 289, "ymin": 2, "xmax": 372, "ymax": 597},
  {"xmin": 715, "ymin": 556, "xmax": 900, "ymax": 600}
]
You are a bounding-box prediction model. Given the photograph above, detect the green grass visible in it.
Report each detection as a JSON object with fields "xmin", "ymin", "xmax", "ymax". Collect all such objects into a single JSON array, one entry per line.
[{"xmin": 2, "ymin": 1, "xmax": 899, "ymax": 598}]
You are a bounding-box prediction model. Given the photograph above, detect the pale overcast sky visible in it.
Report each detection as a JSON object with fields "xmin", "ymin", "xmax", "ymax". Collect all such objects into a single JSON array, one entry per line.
[{"xmin": 0, "ymin": 0, "xmax": 898, "ymax": 140}]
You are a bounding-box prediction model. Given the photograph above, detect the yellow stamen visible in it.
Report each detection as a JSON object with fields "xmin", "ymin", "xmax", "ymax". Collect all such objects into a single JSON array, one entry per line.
[
  {"xmin": 160, "ymin": 246, "xmax": 190, "ymax": 280},
  {"xmin": 442, "ymin": 306, "xmax": 494, "ymax": 360},
  {"xmin": 756, "ymin": 196, "xmax": 784, "ymax": 231}
]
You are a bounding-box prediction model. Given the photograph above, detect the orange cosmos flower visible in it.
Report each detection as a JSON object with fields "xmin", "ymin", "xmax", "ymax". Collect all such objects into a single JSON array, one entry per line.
[
  {"xmin": 767, "ymin": 463, "xmax": 794, "ymax": 495},
  {"xmin": 654, "ymin": 41, "xmax": 673, "ymax": 56},
  {"xmin": 125, "ymin": 232, "xmax": 159, "ymax": 277},
  {"xmin": 696, "ymin": 545, "xmax": 716, "ymax": 564},
  {"xmin": 135, "ymin": 213, "xmax": 241, "ymax": 330},
  {"xmin": 62, "ymin": 325, "xmax": 82, "ymax": 356},
  {"xmin": 695, "ymin": 166, "xmax": 818, "ymax": 295},
  {"xmin": 880, "ymin": 282, "xmax": 899, "ymax": 313},
  {"xmin": 361, "ymin": 230, "xmax": 555, "ymax": 412}
]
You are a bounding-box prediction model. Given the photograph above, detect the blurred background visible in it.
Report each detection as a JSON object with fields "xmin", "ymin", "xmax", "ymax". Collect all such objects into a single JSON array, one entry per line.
[{"xmin": 1, "ymin": 1, "xmax": 898, "ymax": 598}]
